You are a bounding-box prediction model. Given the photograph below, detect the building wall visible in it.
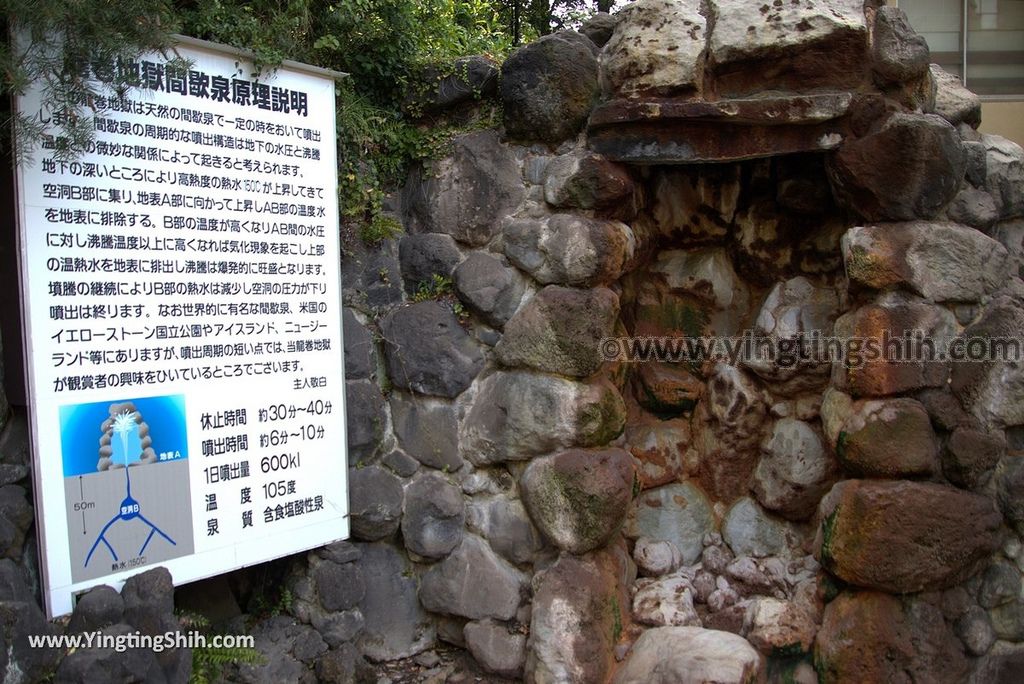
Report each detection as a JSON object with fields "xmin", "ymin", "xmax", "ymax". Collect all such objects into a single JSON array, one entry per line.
[{"xmin": 982, "ymin": 101, "xmax": 1024, "ymax": 143}]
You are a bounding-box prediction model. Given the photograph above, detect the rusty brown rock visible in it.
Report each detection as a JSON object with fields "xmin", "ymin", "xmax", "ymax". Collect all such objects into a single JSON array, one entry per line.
[
  {"xmin": 815, "ymin": 591, "xmax": 968, "ymax": 683},
  {"xmin": 625, "ymin": 415, "xmax": 693, "ymax": 490},
  {"xmin": 633, "ymin": 363, "xmax": 703, "ymax": 415},
  {"xmin": 815, "ymin": 479, "xmax": 1001, "ymax": 593},
  {"xmin": 828, "ymin": 112, "xmax": 966, "ymax": 221},
  {"xmin": 831, "ymin": 292, "xmax": 957, "ymax": 398}
]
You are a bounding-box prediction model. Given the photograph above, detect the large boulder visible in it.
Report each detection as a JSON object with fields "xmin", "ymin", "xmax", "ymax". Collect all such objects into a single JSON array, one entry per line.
[
  {"xmin": 404, "ymin": 55, "xmax": 499, "ymax": 116},
  {"xmin": 348, "ymin": 466, "xmax": 404, "ymax": 541},
  {"xmin": 401, "ymin": 472, "xmax": 464, "ymax": 560},
  {"xmin": 842, "ymin": 222, "xmax": 1009, "ymax": 303},
  {"xmin": 930, "ymin": 64, "xmax": 981, "ymax": 128},
  {"xmin": 706, "ymin": 0, "xmax": 867, "ymax": 95},
  {"xmin": 721, "ymin": 497, "xmax": 796, "ymax": 559},
  {"xmin": 495, "ymin": 286, "xmax": 620, "ymax": 378},
  {"xmin": 419, "ymin": 535, "xmax": 526, "ymax": 621},
  {"xmin": 398, "ymin": 233, "xmax": 462, "ymax": 294},
  {"xmin": 520, "ymin": 447, "xmax": 635, "ymax": 554},
  {"xmin": 984, "ymin": 134, "xmax": 1024, "ymax": 220},
  {"xmin": 815, "ymin": 479, "xmax": 1002, "ymax": 593},
  {"xmin": 834, "ymin": 398, "xmax": 940, "ymax": 478},
  {"xmin": 404, "ymin": 130, "xmax": 525, "ymax": 247},
  {"xmin": 465, "ymin": 495, "xmax": 545, "ymax": 566},
  {"xmin": 828, "ymin": 113, "xmax": 966, "ymax": 221},
  {"xmin": 543, "ymin": 151, "xmax": 636, "ymax": 214},
  {"xmin": 526, "ymin": 549, "xmax": 630, "ymax": 684},
  {"xmin": 831, "ymin": 292, "xmax": 957, "ymax": 397},
  {"xmin": 390, "ymin": 393, "xmax": 462, "ymax": 472},
  {"xmin": 464, "ymin": 619, "xmax": 527, "ymax": 679},
  {"xmin": 501, "ymin": 31, "xmax": 599, "ymax": 143},
  {"xmin": 503, "ymin": 214, "xmax": 634, "ymax": 287},
  {"xmin": 600, "ymin": 0, "xmax": 706, "ymax": 98},
  {"xmin": 342, "ymin": 308, "xmax": 374, "ymax": 380},
  {"xmin": 355, "ymin": 543, "xmax": 435, "ymax": 661},
  {"xmin": 743, "ymin": 276, "xmax": 840, "ymax": 394},
  {"xmin": 380, "ymin": 301, "xmax": 483, "ymax": 398},
  {"xmin": 815, "ymin": 591, "xmax": 968, "ymax": 683},
  {"xmin": 460, "ymin": 371, "xmax": 626, "ymax": 464},
  {"xmin": 613, "ymin": 626, "xmax": 764, "ymax": 684},
  {"xmin": 952, "ymin": 296, "xmax": 1024, "ymax": 429},
  {"xmin": 452, "ymin": 252, "xmax": 526, "ymax": 328},
  {"xmin": 871, "ymin": 6, "xmax": 930, "ymax": 84},
  {"xmin": 345, "ymin": 380, "xmax": 385, "ymax": 464}
]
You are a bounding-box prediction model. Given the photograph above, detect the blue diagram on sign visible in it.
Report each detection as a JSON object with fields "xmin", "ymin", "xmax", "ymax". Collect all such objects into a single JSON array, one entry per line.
[{"xmin": 84, "ymin": 409, "xmax": 176, "ymax": 567}]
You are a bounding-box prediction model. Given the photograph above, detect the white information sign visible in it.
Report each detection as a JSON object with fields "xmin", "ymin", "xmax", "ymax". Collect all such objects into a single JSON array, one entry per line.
[{"xmin": 15, "ymin": 38, "xmax": 349, "ymax": 617}]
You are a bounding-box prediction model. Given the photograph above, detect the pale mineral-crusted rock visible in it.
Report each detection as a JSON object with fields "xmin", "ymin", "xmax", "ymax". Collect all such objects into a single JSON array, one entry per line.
[
  {"xmin": 526, "ymin": 549, "xmax": 629, "ymax": 684},
  {"xmin": 625, "ymin": 416, "xmax": 692, "ymax": 490},
  {"xmin": 842, "ymin": 222, "xmax": 1008, "ymax": 302},
  {"xmin": 613, "ymin": 626, "xmax": 765, "ymax": 684},
  {"xmin": 600, "ymin": 0, "xmax": 706, "ymax": 98},
  {"xmin": 520, "ymin": 447, "xmax": 635, "ymax": 554},
  {"xmin": 633, "ymin": 538, "xmax": 683, "ymax": 577},
  {"xmin": 743, "ymin": 597, "xmax": 817, "ymax": 654},
  {"xmin": 625, "ymin": 483, "xmax": 715, "ymax": 565},
  {"xmin": 722, "ymin": 497, "xmax": 796, "ymax": 559},
  {"xmin": 632, "ymin": 573, "xmax": 700, "ymax": 627},
  {"xmin": 753, "ymin": 418, "xmax": 839, "ymax": 521},
  {"xmin": 707, "ymin": 0, "xmax": 867, "ymax": 94},
  {"xmin": 815, "ymin": 480, "xmax": 1002, "ymax": 593},
  {"xmin": 744, "ymin": 276, "xmax": 840, "ymax": 394},
  {"xmin": 495, "ymin": 285, "xmax": 620, "ymax": 378}
]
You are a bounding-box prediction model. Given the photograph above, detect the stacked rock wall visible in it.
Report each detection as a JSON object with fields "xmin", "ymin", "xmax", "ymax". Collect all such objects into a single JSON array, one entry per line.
[
  {"xmin": 333, "ymin": 1, "xmax": 1024, "ymax": 682},
  {"xmin": 0, "ymin": 2, "xmax": 1022, "ymax": 683}
]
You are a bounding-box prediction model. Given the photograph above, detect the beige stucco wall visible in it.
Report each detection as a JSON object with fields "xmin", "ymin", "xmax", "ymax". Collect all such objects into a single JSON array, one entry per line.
[{"xmin": 981, "ymin": 101, "xmax": 1024, "ymax": 144}]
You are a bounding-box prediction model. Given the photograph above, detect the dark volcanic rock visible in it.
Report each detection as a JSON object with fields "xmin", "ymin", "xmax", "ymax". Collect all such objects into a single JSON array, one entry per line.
[
  {"xmin": 828, "ymin": 113, "xmax": 966, "ymax": 221},
  {"xmin": 501, "ymin": 32, "xmax": 599, "ymax": 143}
]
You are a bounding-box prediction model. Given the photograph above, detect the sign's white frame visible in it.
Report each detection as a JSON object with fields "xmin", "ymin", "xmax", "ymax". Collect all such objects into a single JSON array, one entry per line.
[{"xmin": 14, "ymin": 35, "xmax": 349, "ymax": 618}]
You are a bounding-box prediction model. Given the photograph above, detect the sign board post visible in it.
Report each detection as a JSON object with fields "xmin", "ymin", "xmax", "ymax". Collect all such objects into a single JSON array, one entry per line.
[{"xmin": 14, "ymin": 37, "xmax": 349, "ymax": 618}]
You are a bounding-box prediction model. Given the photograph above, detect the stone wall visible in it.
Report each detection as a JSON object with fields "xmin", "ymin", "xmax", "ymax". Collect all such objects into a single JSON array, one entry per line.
[
  {"xmin": 333, "ymin": 1, "xmax": 1024, "ymax": 682},
  {"xmin": 0, "ymin": 1, "xmax": 1022, "ymax": 683}
]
